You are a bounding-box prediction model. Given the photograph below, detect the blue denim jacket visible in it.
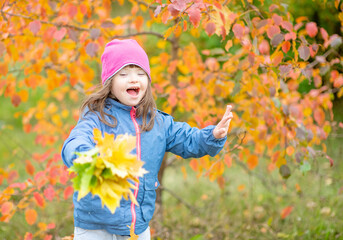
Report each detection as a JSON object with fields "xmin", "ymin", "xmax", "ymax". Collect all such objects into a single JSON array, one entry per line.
[{"xmin": 61, "ymin": 98, "xmax": 226, "ymax": 235}]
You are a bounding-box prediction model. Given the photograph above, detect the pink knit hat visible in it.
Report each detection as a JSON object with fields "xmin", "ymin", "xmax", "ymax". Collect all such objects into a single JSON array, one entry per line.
[{"xmin": 101, "ymin": 39, "xmax": 151, "ymax": 84}]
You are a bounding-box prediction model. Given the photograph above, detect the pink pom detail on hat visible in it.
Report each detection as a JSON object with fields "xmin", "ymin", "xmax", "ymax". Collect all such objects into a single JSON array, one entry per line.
[{"xmin": 101, "ymin": 39, "xmax": 151, "ymax": 85}]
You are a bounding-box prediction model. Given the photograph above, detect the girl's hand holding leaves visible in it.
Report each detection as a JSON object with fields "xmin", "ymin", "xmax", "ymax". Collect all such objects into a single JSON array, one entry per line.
[{"xmin": 69, "ymin": 129, "xmax": 147, "ymax": 214}]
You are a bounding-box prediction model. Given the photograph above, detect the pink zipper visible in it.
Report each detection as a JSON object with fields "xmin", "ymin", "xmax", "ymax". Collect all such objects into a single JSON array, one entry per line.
[{"xmin": 130, "ymin": 107, "xmax": 140, "ymax": 234}]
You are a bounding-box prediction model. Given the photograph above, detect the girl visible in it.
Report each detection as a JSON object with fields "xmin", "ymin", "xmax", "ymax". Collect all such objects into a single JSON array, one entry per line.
[{"xmin": 61, "ymin": 39, "xmax": 233, "ymax": 240}]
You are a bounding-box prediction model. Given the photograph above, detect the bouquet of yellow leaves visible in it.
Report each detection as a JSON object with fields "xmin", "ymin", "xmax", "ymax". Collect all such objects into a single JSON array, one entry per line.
[{"xmin": 69, "ymin": 128, "xmax": 147, "ymax": 214}]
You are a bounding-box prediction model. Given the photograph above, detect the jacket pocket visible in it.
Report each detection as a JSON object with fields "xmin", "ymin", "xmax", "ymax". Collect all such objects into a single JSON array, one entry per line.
[{"xmin": 141, "ymin": 176, "xmax": 160, "ymax": 222}]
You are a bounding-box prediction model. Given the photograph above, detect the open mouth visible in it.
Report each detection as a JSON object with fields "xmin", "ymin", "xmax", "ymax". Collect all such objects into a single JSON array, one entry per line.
[{"xmin": 126, "ymin": 87, "xmax": 140, "ymax": 96}]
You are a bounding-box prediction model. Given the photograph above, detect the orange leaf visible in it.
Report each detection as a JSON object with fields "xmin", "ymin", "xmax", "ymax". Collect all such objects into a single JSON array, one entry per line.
[
  {"xmin": 224, "ymin": 154, "xmax": 232, "ymax": 168},
  {"xmin": 64, "ymin": 186, "xmax": 74, "ymax": 200},
  {"xmin": 134, "ymin": 16, "xmax": 144, "ymax": 31},
  {"xmin": 25, "ymin": 209, "xmax": 38, "ymax": 225},
  {"xmin": 247, "ymin": 155, "xmax": 258, "ymax": 169},
  {"xmin": 282, "ymin": 41, "xmax": 291, "ymax": 53},
  {"xmin": 314, "ymin": 107, "xmax": 325, "ymax": 126},
  {"xmin": 280, "ymin": 206, "xmax": 293, "ymax": 219},
  {"xmin": 286, "ymin": 146, "xmax": 294, "ymax": 156},
  {"xmin": 25, "ymin": 160, "xmax": 35, "ymax": 176},
  {"xmin": 34, "ymin": 192, "xmax": 45, "ymax": 207},
  {"xmin": 0, "ymin": 62, "xmax": 8, "ymax": 76},
  {"xmin": 271, "ymin": 51, "xmax": 283, "ymax": 66},
  {"xmin": 190, "ymin": 159, "xmax": 198, "ymax": 171}
]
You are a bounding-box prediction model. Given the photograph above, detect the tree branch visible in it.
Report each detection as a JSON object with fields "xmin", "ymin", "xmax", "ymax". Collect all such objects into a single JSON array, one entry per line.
[
  {"xmin": 0, "ymin": 10, "xmax": 90, "ymax": 31},
  {"xmin": 132, "ymin": 0, "xmax": 158, "ymax": 9},
  {"xmin": 112, "ymin": 31, "xmax": 173, "ymax": 42},
  {"xmin": 160, "ymin": 184, "xmax": 198, "ymax": 213}
]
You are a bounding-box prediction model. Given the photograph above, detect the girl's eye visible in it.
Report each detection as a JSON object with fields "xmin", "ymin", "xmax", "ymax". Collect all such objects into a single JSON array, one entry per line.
[{"xmin": 119, "ymin": 73, "xmax": 127, "ymax": 76}]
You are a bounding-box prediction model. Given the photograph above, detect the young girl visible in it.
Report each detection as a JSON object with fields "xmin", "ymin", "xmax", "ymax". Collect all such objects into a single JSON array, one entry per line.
[{"xmin": 61, "ymin": 39, "xmax": 233, "ymax": 240}]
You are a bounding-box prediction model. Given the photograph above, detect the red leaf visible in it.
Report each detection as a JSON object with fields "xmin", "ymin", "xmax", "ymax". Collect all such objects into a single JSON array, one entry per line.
[
  {"xmin": 47, "ymin": 223, "xmax": 56, "ymax": 229},
  {"xmin": 285, "ymin": 32, "xmax": 296, "ymax": 41},
  {"xmin": 44, "ymin": 185, "xmax": 55, "ymax": 201},
  {"xmin": 320, "ymin": 27, "xmax": 329, "ymax": 41},
  {"xmin": 7, "ymin": 170, "xmax": 19, "ymax": 183},
  {"xmin": 25, "ymin": 209, "xmax": 38, "ymax": 225},
  {"xmin": 232, "ymin": 23, "xmax": 244, "ymax": 39},
  {"xmin": 11, "ymin": 94, "xmax": 21, "ymax": 107},
  {"xmin": 306, "ymin": 22, "xmax": 318, "ymax": 38},
  {"xmin": 44, "ymin": 235, "xmax": 53, "ymax": 240},
  {"xmin": 258, "ymin": 40, "xmax": 270, "ymax": 55},
  {"xmin": 326, "ymin": 155, "xmax": 334, "ymax": 167},
  {"xmin": 187, "ymin": 6, "xmax": 201, "ymax": 28},
  {"xmin": 67, "ymin": 4, "xmax": 78, "ymax": 18},
  {"xmin": 205, "ymin": 22, "xmax": 216, "ymax": 36},
  {"xmin": 33, "ymin": 192, "xmax": 45, "ymax": 207},
  {"xmin": 53, "ymin": 28, "xmax": 67, "ymax": 41},
  {"xmin": 281, "ymin": 21, "xmax": 293, "ymax": 32},
  {"xmin": 333, "ymin": 76, "xmax": 343, "ymax": 88},
  {"xmin": 281, "ymin": 206, "xmax": 293, "ymax": 219},
  {"xmin": 64, "ymin": 186, "xmax": 74, "ymax": 200},
  {"xmin": 1, "ymin": 201, "xmax": 13, "ymax": 215},
  {"xmin": 168, "ymin": 4, "xmax": 180, "ymax": 17},
  {"xmin": 29, "ymin": 20, "xmax": 41, "ymax": 35},
  {"xmin": 267, "ymin": 25, "xmax": 280, "ymax": 39},
  {"xmin": 24, "ymin": 232, "xmax": 33, "ymax": 240},
  {"xmin": 25, "ymin": 160, "xmax": 35, "ymax": 176},
  {"xmin": 272, "ymin": 14, "xmax": 283, "ymax": 25}
]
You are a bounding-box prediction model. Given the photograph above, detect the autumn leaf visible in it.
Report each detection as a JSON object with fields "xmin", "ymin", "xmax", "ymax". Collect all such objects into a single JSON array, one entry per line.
[
  {"xmin": 247, "ymin": 155, "xmax": 258, "ymax": 169},
  {"xmin": 29, "ymin": 20, "xmax": 41, "ymax": 35},
  {"xmin": 187, "ymin": 5, "xmax": 201, "ymax": 28},
  {"xmin": 128, "ymin": 223, "xmax": 139, "ymax": 240},
  {"xmin": 298, "ymin": 45, "xmax": 310, "ymax": 61},
  {"xmin": 69, "ymin": 128, "xmax": 147, "ymax": 213},
  {"xmin": 281, "ymin": 206, "xmax": 293, "ymax": 219},
  {"xmin": 64, "ymin": 186, "xmax": 74, "ymax": 200},
  {"xmin": 205, "ymin": 22, "xmax": 216, "ymax": 36},
  {"xmin": 306, "ymin": 22, "xmax": 318, "ymax": 37},
  {"xmin": 25, "ymin": 209, "xmax": 37, "ymax": 225}
]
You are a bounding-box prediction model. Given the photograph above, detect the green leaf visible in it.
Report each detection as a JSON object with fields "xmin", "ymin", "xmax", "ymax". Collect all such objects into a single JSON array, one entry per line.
[{"xmin": 300, "ymin": 161, "xmax": 311, "ymax": 174}]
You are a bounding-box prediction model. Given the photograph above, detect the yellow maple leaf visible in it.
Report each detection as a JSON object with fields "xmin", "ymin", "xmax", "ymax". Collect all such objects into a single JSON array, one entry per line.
[
  {"xmin": 71, "ymin": 129, "xmax": 147, "ymax": 213},
  {"xmin": 128, "ymin": 223, "xmax": 139, "ymax": 240}
]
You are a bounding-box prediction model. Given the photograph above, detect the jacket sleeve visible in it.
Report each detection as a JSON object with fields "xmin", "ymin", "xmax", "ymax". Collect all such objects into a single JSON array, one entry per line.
[
  {"xmin": 61, "ymin": 111, "xmax": 101, "ymax": 168},
  {"xmin": 161, "ymin": 112, "xmax": 227, "ymax": 158}
]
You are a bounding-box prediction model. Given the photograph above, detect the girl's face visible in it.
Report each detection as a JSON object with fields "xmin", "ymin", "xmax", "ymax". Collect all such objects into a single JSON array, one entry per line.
[{"xmin": 111, "ymin": 65, "xmax": 149, "ymax": 107}]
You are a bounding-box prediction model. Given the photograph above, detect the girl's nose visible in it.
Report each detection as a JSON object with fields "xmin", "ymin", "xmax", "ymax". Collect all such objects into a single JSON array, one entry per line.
[{"xmin": 128, "ymin": 74, "xmax": 138, "ymax": 83}]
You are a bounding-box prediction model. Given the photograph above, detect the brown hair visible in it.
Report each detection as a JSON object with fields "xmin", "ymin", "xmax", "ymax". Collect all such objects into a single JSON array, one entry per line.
[{"xmin": 80, "ymin": 73, "xmax": 156, "ymax": 132}]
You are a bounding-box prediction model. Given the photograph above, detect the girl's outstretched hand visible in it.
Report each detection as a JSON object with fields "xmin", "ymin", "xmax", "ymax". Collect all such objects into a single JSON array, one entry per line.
[{"xmin": 213, "ymin": 105, "xmax": 233, "ymax": 139}]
